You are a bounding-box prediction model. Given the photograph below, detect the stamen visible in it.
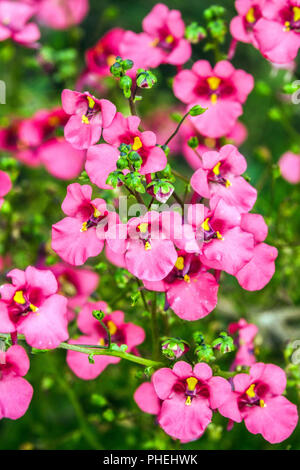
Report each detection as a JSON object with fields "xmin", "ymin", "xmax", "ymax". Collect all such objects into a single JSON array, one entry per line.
[
  {"xmin": 201, "ymin": 217, "xmax": 210, "ymax": 232},
  {"xmin": 30, "ymin": 304, "xmax": 38, "ymax": 313},
  {"xmin": 284, "ymin": 21, "xmax": 291, "ymax": 31},
  {"xmin": 225, "ymin": 179, "xmax": 232, "ymax": 188},
  {"xmin": 186, "ymin": 377, "xmax": 198, "ymax": 391},
  {"xmin": 294, "ymin": 6, "xmax": 300, "ymax": 22},
  {"xmin": 211, "ymin": 93, "xmax": 218, "ymax": 104},
  {"xmin": 259, "ymin": 399, "xmax": 266, "ymax": 408},
  {"xmin": 185, "ymin": 396, "xmax": 192, "ymax": 406},
  {"xmin": 246, "ymin": 383, "xmax": 256, "ymax": 398},
  {"xmin": 93, "ymin": 208, "xmax": 101, "ymax": 218},
  {"xmin": 207, "ymin": 76, "xmax": 221, "ymax": 91},
  {"xmin": 13, "ymin": 291, "xmax": 26, "ymax": 305},
  {"xmin": 87, "ymin": 96, "xmax": 95, "ymax": 109},
  {"xmin": 246, "ymin": 7, "xmax": 256, "ymax": 24},
  {"xmin": 216, "ymin": 231, "xmax": 223, "ymax": 240},
  {"xmin": 132, "ymin": 136, "xmax": 143, "ymax": 151},
  {"xmin": 80, "ymin": 222, "xmax": 88, "ymax": 232},
  {"xmin": 144, "ymin": 241, "xmax": 152, "ymax": 251},
  {"xmin": 184, "ymin": 274, "xmax": 190, "ymax": 283},
  {"xmin": 165, "ymin": 35, "xmax": 174, "ymax": 44},
  {"xmin": 150, "ymin": 38, "xmax": 160, "ymax": 47},
  {"xmin": 175, "ymin": 256, "xmax": 185, "ymax": 270},
  {"xmin": 138, "ymin": 223, "xmax": 148, "ymax": 233},
  {"xmin": 82, "ymin": 115, "xmax": 90, "ymax": 124},
  {"xmin": 212, "ymin": 162, "xmax": 221, "ymax": 176}
]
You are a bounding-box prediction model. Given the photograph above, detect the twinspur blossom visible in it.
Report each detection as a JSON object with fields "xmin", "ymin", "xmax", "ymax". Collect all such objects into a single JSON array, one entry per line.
[
  {"xmin": 36, "ymin": 0, "xmax": 89, "ymax": 30},
  {"xmin": 218, "ymin": 363, "xmax": 299, "ymax": 443},
  {"xmin": 230, "ymin": 0, "xmax": 266, "ymax": 47},
  {"xmin": 253, "ymin": 0, "xmax": 300, "ymax": 64},
  {"xmin": 52, "ymin": 183, "xmax": 114, "ymax": 266},
  {"xmin": 181, "ymin": 119, "xmax": 247, "ymax": 170},
  {"xmin": 278, "ymin": 151, "xmax": 300, "ymax": 184},
  {"xmin": 135, "ymin": 361, "xmax": 231, "ymax": 442},
  {"xmin": 0, "ymin": 107, "xmax": 86, "ymax": 179},
  {"xmin": 173, "ymin": 60, "xmax": 254, "ymax": 138},
  {"xmin": 229, "ymin": 318, "xmax": 258, "ymax": 369},
  {"xmin": 0, "ymin": 266, "xmax": 68, "ymax": 349},
  {"xmin": 66, "ymin": 301, "xmax": 145, "ymax": 380},
  {"xmin": 42, "ymin": 262, "xmax": 99, "ymax": 321},
  {"xmin": 86, "ymin": 112, "xmax": 167, "ymax": 189},
  {"xmin": 143, "ymin": 251, "xmax": 219, "ymax": 321},
  {"xmin": 0, "ymin": 170, "xmax": 12, "ymax": 209},
  {"xmin": 0, "ymin": 345, "xmax": 33, "ymax": 420},
  {"xmin": 85, "ymin": 28, "xmax": 125, "ymax": 77},
  {"xmin": 190, "ymin": 144, "xmax": 257, "ymax": 213},
  {"xmin": 120, "ymin": 3, "xmax": 191, "ymax": 73},
  {"xmin": 61, "ymin": 89, "xmax": 116, "ymax": 150},
  {"xmin": 0, "ymin": 1, "xmax": 40, "ymax": 46}
]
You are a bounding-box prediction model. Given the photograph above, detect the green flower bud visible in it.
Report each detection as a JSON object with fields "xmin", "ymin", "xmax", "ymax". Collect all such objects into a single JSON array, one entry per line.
[{"xmin": 188, "ymin": 136, "xmax": 199, "ymax": 149}]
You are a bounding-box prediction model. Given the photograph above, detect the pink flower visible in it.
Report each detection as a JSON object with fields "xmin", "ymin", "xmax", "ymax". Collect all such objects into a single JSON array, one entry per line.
[
  {"xmin": 0, "ymin": 266, "xmax": 68, "ymax": 349},
  {"xmin": 0, "ymin": 345, "xmax": 33, "ymax": 420},
  {"xmin": 86, "ymin": 113, "xmax": 167, "ymax": 189},
  {"xmin": 279, "ymin": 151, "xmax": 300, "ymax": 184},
  {"xmin": 181, "ymin": 119, "xmax": 248, "ymax": 170},
  {"xmin": 230, "ymin": 0, "xmax": 266, "ymax": 47},
  {"xmin": 0, "ymin": 170, "xmax": 12, "ymax": 208},
  {"xmin": 0, "ymin": 1, "xmax": 40, "ymax": 46},
  {"xmin": 61, "ymin": 89, "xmax": 116, "ymax": 150},
  {"xmin": 190, "ymin": 144, "xmax": 257, "ymax": 213},
  {"xmin": 51, "ymin": 183, "xmax": 110, "ymax": 266},
  {"xmin": 218, "ymin": 363, "xmax": 298, "ymax": 443},
  {"xmin": 120, "ymin": 3, "xmax": 191, "ymax": 71},
  {"xmin": 144, "ymin": 251, "xmax": 219, "ymax": 321},
  {"xmin": 66, "ymin": 301, "xmax": 145, "ymax": 380},
  {"xmin": 106, "ymin": 211, "xmax": 190, "ymax": 282},
  {"xmin": 229, "ymin": 318, "xmax": 258, "ymax": 368},
  {"xmin": 38, "ymin": 138, "xmax": 86, "ymax": 180},
  {"xmin": 173, "ymin": 60, "xmax": 254, "ymax": 138},
  {"xmin": 85, "ymin": 28, "xmax": 125, "ymax": 77},
  {"xmin": 36, "ymin": 0, "xmax": 89, "ymax": 30},
  {"xmin": 236, "ymin": 213, "xmax": 278, "ymax": 291},
  {"xmin": 253, "ymin": 0, "xmax": 300, "ymax": 64},
  {"xmin": 188, "ymin": 201, "xmax": 254, "ymax": 276},
  {"xmin": 46, "ymin": 263, "xmax": 99, "ymax": 321},
  {"xmin": 136, "ymin": 361, "xmax": 231, "ymax": 442}
]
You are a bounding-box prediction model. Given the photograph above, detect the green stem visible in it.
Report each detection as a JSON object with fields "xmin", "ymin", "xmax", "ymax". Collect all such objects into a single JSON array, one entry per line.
[
  {"xmin": 171, "ymin": 169, "xmax": 190, "ymax": 184},
  {"xmin": 0, "ymin": 333, "xmax": 163, "ymax": 368},
  {"xmin": 164, "ymin": 111, "xmax": 190, "ymax": 146},
  {"xmin": 151, "ymin": 292, "xmax": 160, "ymax": 361}
]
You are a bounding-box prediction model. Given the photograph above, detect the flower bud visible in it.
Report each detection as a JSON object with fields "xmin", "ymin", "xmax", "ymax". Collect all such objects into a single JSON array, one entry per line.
[
  {"xmin": 161, "ymin": 338, "xmax": 189, "ymax": 360},
  {"xmin": 136, "ymin": 69, "xmax": 157, "ymax": 89}
]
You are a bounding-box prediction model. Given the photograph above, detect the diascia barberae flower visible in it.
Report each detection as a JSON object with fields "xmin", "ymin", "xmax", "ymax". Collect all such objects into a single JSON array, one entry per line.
[{"xmin": 0, "ymin": 2, "xmax": 298, "ymax": 448}]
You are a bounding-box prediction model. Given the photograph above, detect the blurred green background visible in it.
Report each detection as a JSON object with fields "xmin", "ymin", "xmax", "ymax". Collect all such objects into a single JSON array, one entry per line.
[{"xmin": 0, "ymin": 0, "xmax": 299, "ymax": 450}]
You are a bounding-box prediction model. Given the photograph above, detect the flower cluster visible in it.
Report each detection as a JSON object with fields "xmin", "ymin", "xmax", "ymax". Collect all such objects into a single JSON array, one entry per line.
[{"xmin": 0, "ymin": 2, "xmax": 298, "ymax": 448}]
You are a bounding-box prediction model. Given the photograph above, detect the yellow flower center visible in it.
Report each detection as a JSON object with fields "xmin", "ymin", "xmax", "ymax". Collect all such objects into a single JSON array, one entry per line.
[
  {"xmin": 80, "ymin": 222, "xmax": 88, "ymax": 232},
  {"xmin": 150, "ymin": 38, "xmax": 160, "ymax": 47},
  {"xmin": 48, "ymin": 116, "xmax": 60, "ymax": 126},
  {"xmin": 82, "ymin": 115, "xmax": 90, "ymax": 124},
  {"xmin": 138, "ymin": 222, "xmax": 148, "ymax": 233},
  {"xmin": 210, "ymin": 93, "xmax": 218, "ymax": 104},
  {"xmin": 246, "ymin": 383, "xmax": 256, "ymax": 398},
  {"xmin": 246, "ymin": 7, "xmax": 256, "ymax": 24},
  {"xmin": 212, "ymin": 161, "xmax": 221, "ymax": 176},
  {"xmin": 185, "ymin": 377, "xmax": 198, "ymax": 406},
  {"xmin": 207, "ymin": 76, "xmax": 221, "ymax": 91},
  {"xmin": 99, "ymin": 337, "xmax": 105, "ymax": 346},
  {"xmin": 132, "ymin": 136, "xmax": 143, "ymax": 151},
  {"xmin": 87, "ymin": 96, "xmax": 95, "ymax": 109},
  {"xmin": 259, "ymin": 399, "xmax": 266, "ymax": 408},
  {"xmin": 144, "ymin": 241, "xmax": 152, "ymax": 251},
  {"xmin": 201, "ymin": 217, "xmax": 210, "ymax": 232},
  {"xmin": 107, "ymin": 320, "xmax": 117, "ymax": 335},
  {"xmin": 175, "ymin": 256, "xmax": 184, "ymax": 270},
  {"xmin": 93, "ymin": 207, "xmax": 101, "ymax": 218},
  {"xmin": 106, "ymin": 55, "xmax": 116, "ymax": 67},
  {"xmin": 184, "ymin": 274, "xmax": 190, "ymax": 283},
  {"xmin": 294, "ymin": 6, "xmax": 300, "ymax": 22},
  {"xmin": 165, "ymin": 35, "xmax": 174, "ymax": 44},
  {"xmin": 13, "ymin": 290, "xmax": 26, "ymax": 305}
]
